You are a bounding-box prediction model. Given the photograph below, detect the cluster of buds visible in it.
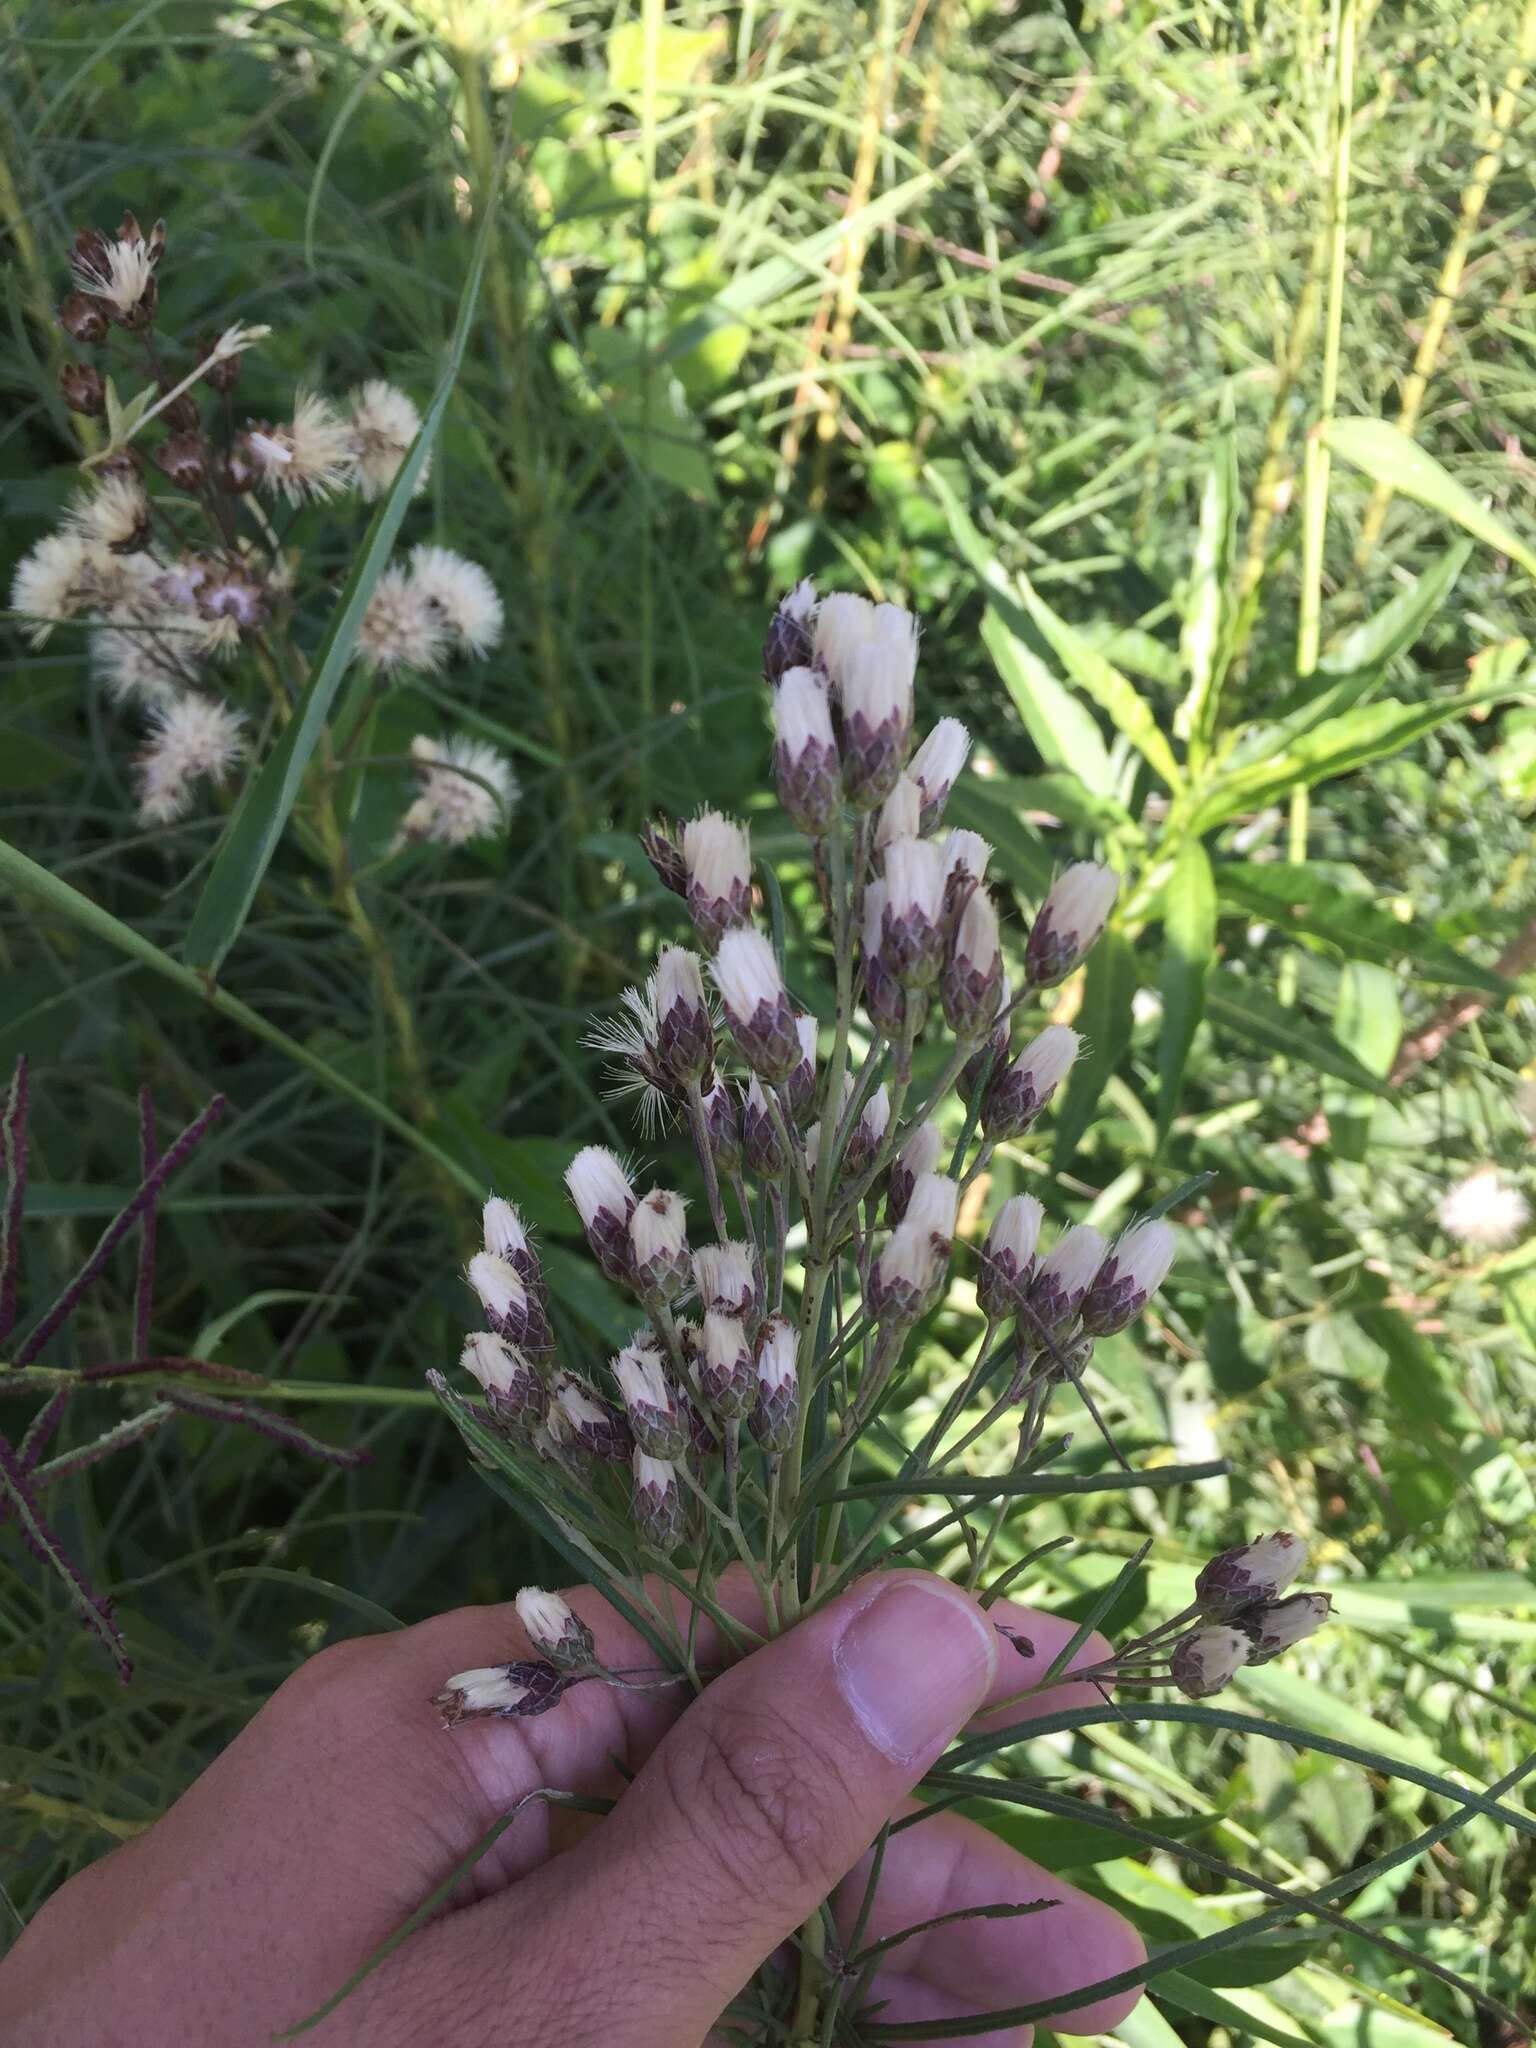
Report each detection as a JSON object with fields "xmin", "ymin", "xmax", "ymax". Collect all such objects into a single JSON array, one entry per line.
[
  {"xmin": 13, "ymin": 211, "xmax": 511, "ymax": 847},
  {"xmin": 432, "ymin": 576, "xmax": 1333, "ymax": 1801}
]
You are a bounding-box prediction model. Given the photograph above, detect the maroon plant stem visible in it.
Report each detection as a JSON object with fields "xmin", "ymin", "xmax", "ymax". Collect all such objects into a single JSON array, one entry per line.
[
  {"xmin": 0, "ymin": 1425, "xmax": 131, "ymax": 1681},
  {"xmin": 32, "ymin": 1404, "xmax": 174, "ymax": 1488},
  {"xmin": 19, "ymin": 1385, "xmax": 72, "ymax": 1470},
  {"xmin": 132, "ymin": 1088, "xmax": 158, "ymax": 1361},
  {"xmin": 1, "ymin": 1056, "xmax": 31, "ymax": 1348},
  {"xmin": 79, "ymin": 1354, "xmax": 266, "ymax": 1388},
  {"xmin": 15, "ymin": 1094, "xmax": 225, "ymax": 1367},
  {"xmin": 166, "ymin": 1389, "xmax": 371, "ymax": 1468}
]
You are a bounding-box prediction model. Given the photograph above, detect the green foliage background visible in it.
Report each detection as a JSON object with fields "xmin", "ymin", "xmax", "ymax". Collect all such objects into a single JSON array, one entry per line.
[{"xmin": 2, "ymin": 0, "xmax": 1534, "ymax": 2040}]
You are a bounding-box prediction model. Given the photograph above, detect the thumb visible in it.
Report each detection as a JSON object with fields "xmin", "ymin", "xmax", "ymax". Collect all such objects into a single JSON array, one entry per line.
[{"xmin": 543, "ymin": 1570, "xmax": 999, "ymax": 2045}]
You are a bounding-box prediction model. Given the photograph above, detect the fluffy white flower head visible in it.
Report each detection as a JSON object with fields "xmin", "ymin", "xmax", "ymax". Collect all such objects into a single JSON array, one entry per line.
[
  {"xmin": 466, "ymin": 1250, "xmax": 526, "ymax": 1325},
  {"xmin": 356, "ymin": 565, "xmax": 450, "ymax": 675},
  {"xmin": 756, "ymin": 1314, "xmax": 797, "ymax": 1395},
  {"xmin": 1438, "ymin": 1167, "xmax": 1529, "ymax": 1249},
  {"xmin": 631, "ymin": 1189, "xmax": 688, "ymax": 1264},
  {"xmin": 71, "ymin": 228, "xmax": 158, "ymax": 317},
  {"xmin": 683, "ymin": 810, "xmax": 751, "ymax": 900},
  {"xmin": 409, "ymin": 545, "xmax": 503, "ymax": 657},
  {"xmin": 482, "ymin": 1196, "xmax": 530, "ymax": 1261},
  {"xmin": 614, "ymin": 1343, "xmax": 671, "ymax": 1414},
  {"xmin": 1104, "ymin": 1218, "xmax": 1177, "ymax": 1297},
  {"xmin": 711, "ymin": 928, "xmax": 785, "ymax": 1020},
  {"xmin": 10, "ymin": 533, "xmax": 101, "ymax": 644},
  {"xmin": 347, "ymin": 381, "xmax": 426, "ymax": 499},
  {"xmin": 402, "ymin": 733, "xmax": 518, "ymax": 846},
  {"xmin": 813, "ymin": 590, "xmax": 875, "ymax": 681},
  {"xmin": 774, "ymin": 666, "xmax": 835, "ymax": 755},
  {"xmin": 1014, "ymin": 1024, "xmax": 1081, "ymax": 1098},
  {"xmin": 66, "ymin": 475, "xmax": 149, "ymax": 550},
  {"xmin": 135, "ymin": 694, "xmax": 245, "ymax": 824},
  {"xmin": 565, "ymin": 1146, "xmax": 636, "ymax": 1228},
  {"xmin": 460, "ymin": 1330, "xmax": 519, "ymax": 1394},
  {"xmin": 249, "ymin": 391, "xmax": 356, "ymax": 503},
  {"xmin": 841, "ymin": 603, "xmax": 918, "ymax": 730},
  {"xmin": 1040, "ymin": 861, "xmax": 1118, "ymax": 947}
]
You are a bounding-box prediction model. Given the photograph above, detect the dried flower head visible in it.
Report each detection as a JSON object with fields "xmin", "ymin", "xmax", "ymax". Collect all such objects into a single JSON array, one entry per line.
[
  {"xmin": 245, "ymin": 392, "xmax": 355, "ymax": 503},
  {"xmin": 1195, "ymin": 1533, "xmax": 1305, "ymax": 1620},
  {"xmin": 400, "ymin": 733, "xmax": 518, "ymax": 847},
  {"xmin": 409, "ymin": 544, "xmax": 504, "ymax": 657},
  {"xmin": 1437, "ymin": 1166, "xmax": 1529, "ymax": 1249},
  {"xmin": 65, "ymin": 475, "xmax": 152, "ymax": 554},
  {"xmin": 1171, "ymin": 1624, "xmax": 1250, "ymax": 1700},
  {"xmin": 70, "ymin": 213, "xmax": 164, "ymax": 325},
  {"xmin": 347, "ymin": 380, "xmax": 426, "ymax": 499},
  {"xmin": 135, "ymin": 693, "xmax": 245, "ymax": 824}
]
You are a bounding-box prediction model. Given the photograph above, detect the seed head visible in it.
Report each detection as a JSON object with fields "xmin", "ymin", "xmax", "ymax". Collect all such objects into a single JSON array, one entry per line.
[
  {"xmin": 400, "ymin": 734, "xmax": 518, "ymax": 846},
  {"xmin": 1437, "ymin": 1166, "xmax": 1529, "ymax": 1249},
  {"xmin": 1195, "ymin": 1533, "xmax": 1305, "ymax": 1620},
  {"xmin": 1080, "ymin": 1219, "xmax": 1176, "ymax": 1336},
  {"xmin": 984, "ymin": 1025, "xmax": 1080, "ymax": 1142},
  {"xmin": 65, "ymin": 474, "xmax": 152, "ymax": 555},
  {"xmin": 355, "ymin": 564, "xmax": 451, "ymax": 675},
  {"xmin": 245, "ymin": 391, "xmax": 355, "ymax": 503},
  {"xmin": 409, "ymin": 545, "xmax": 503, "ymax": 657},
  {"xmin": 1171, "ymin": 1624, "xmax": 1251, "ymax": 1700},
  {"xmin": 70, "ymin": 214, "xmax": 164, "ymax": 326},
  {"xmin": 1026, "ymin": 862, "xmax": 1118, "ymax": 987},
  {"xmin": 682, "ymin": 810, "xmax": 753, "ymax": 950},
  {"xmin": 135, "ymin": 694, "xmax": 245, "ymax": 824},
  {"xmin": 978, "ymin": 1195, "xmax": 1044, "ymax": 1320},
  {"xmin": 710, "ymin": 929, "xmax": 799, "ymax": 1082},
  {"xmin": 515, "ymin": 1586, "xmax": 595, "ymax": 1670},
  {"xmin": 347, "ymin": 381, "xmax": 426, "ymax": 500}
]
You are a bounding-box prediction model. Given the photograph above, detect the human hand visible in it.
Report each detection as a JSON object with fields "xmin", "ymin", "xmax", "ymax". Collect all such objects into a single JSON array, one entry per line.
[{"xmin": 1, "ymin": 1569, "xmax": 1144, "ymax": 2046}]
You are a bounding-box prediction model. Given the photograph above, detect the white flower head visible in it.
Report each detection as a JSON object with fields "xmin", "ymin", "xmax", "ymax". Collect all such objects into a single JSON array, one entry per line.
[
  {"xmin": 841, "ymin": 603, "xmax": 918, "ymax": 731},
  {"xmin": 1196, "ymin": 1532, "xmax": 1306, "ymax": 1618},
  {"xmin": 135, "ymin": 693, "xmax": 245, "ymax": 824},
  {"xmin": 65, "ymin": 474, "xmax": 151, "ymax": 551},
  {"xmin": 435, "ymin": 1665, "xmax": 529, "ymax": 1719},
  {"xmin": 859, "ymin": 1083, "xmax": 891, "ymax": 1148},
  {"xmin": 460, "ymin": 1329, "xmax": 519, "ymax": 1394},
  {"xmin": 953, "ymin": 886, "xmax": 1000, "ymax": 974},
  {"xmin": 355, "ymin": 565, "xmax": 451, "ymax": 675},
  {"xmin": 693, "ymin": 1239, "xmax": 755, "ymax": 1315},
  {"xmin": 909, "ymin": 718, "xmax": 970, "ymax": 814},
  {"xmin": 10, "ymin": 532, "xmax": 100, "ymax": 644},
  {"xmin": 1028, "ymin": 861, "xmax": 1119, "ymax": 984},
  {"xmin": 482, "ymin": 1196, "xmax": 530, "ymax": 1261},
  {"xmin": 682, "ymin": 810, "xmax": 751, "ymax": 902},
  {"xmin": 248, "ymin": 392, "xmax": 356, "ymax": 503},
  {"xmin": 1172, "ymin": 1624, "xmax": 1251, "ymax": 1700},
  {"xmin": 988, "ymin": 1194, "xmax": 1044, "ymax": 1270},
  {"xmin": 883, "ymin": 837, "xmax": 945, "ymax": 924},
  {"xmin": 710, "ymin": 927, "xmax": 785, "ymax": 1020},
  {"xmin": 631, "ymin": 1188, "xmax": 688, "ymax": 1265},
  {"xmin": 347, "ymin": 380, "xmax": 426, "ymax": 499},
  {"xmin": 401, "ymin": 733, "xmax": 518, "ymax": 846},
  {"xmin": 1437, "ymin": 1167, "xmax": 1529, "ymax": 1249},
  {"xmin": 781, "ymin": 578, "xmax": 817, "ymax": 623},
  {"xmin": 92, "ymin": 623, "xmax": 199, "ymax": 705},
  {"xmin": 874, "ymin": 775, "xmax": 922, "ymax": 852},
  {"xmin": 1082, "ymin": 1218, "xmax": 1177, "ymax": 1336},
  {"xmin": 897, "ymin": 1121, "xmax": 943, "ymax": 1181},
  {"xmin": 1243, "ymin": 1591, "xmax": 1332, "ymax": 1664},
  {"xmin": 613, "ymin": 1342, "xmax": 671, "ymax": 1415},
  {"xmin": 943, "ymin": 828, "xmax": 992, "ymax": 887},
  {"xmin": 905, "ymin": 1171, "xmax": 960, "ymax": 1244},
  {"xmin": 466, "ymin": 1250, "xmax": 527, "ymax": 1327},
  {"xmin": 656, "ymin": 945, "xmax": 708, "ymax": 1023},
  {"xmin": 1015, "ymin": 1025, "xmax": 1081, "ymax": 1099},
  {"xmin": 861, "ymin": 876, "xmax": 889, "ymax": 959},
  {"xmin": 756, "ymin": 1314, "xmax": 797, "ymax": 1397},
  {"xmin": 565, "ymin": 1145, "xmax": 636, "ymax": 1229},
  {"xmin": 774, "ymin": 666, "xmax": 835, "ymax": 755},
  {"xmin": 515, "ymin": 1586, "xmax": 587, "ymax": 1662},
  {"xmin": 812, "ymin": 590, "xmax": 876, "ymax": 681},
  {"xmin": 1030, "ymin": 1224, "xmax": 1108, "ymax": 1326},
  {"xmin": 409, "ymin": 545, "xmax": 503, "ymax": 657}
]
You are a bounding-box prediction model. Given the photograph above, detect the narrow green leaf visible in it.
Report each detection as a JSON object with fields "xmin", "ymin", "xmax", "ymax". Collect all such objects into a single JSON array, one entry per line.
[
  {"xmin": 825, "ymin": 1458, "xmax": 1227, "ymax": 1503},
  {"xmin": 1321, "ymin": 418, "xmax": 1536, "ymax": 578},
  {"xmin": 1157, "ymin": 838, "xmax": 1216, "ymax": 1141},
  {"xmin": 185, "ymin": 188, "xmax": 499, "ymax": 974},
  {"xmin": 1356, "ymin": 1306, "xmax": 1475, "ymax": 1438},
  {"xmin": 1154, "ymin": 1972, "xmax": 1319, "ymax": 2048},
  {"xmin": 1053, "ymin": 930, "xmax": 1137, "ymax": 1169},
  {"xmin": 1320, "ymin": 541, "xmax": 1473, "ymax": 677},
  {"xmin": 216, "ymin": 1566, "xmax": 404, "ymax": 1633},
  {"xmin": 1176, "ymin": 432, "xmax": 1237, "ymax": 750},
  {"xmin": 1215, "ymin": 864, "xmax": 1510, "ymax": 993},
  {"xmin": 1204, "ymin": 976, "xmax": 1395, "ymax": 1098}
]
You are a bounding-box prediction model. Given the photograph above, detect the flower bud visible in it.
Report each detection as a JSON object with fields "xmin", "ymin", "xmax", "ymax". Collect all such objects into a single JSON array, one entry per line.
[
  {"xmin": 516, "ymin": 1586, "xmax": 595, "ymax": 1669},
  {"xmin": 467, "ymin": 1251, "xmax": 536, "ymax": 1346},
  {"xmin": 983, "ymin": 1025, "xmax": 1080, "ymax": 1142},
  {"xmin": 155, "ymin": 430, "xmax": 208, "ymax": 490},
  {"xmin": 629, "ymin": 1189, "xmax": 690, "ymax": 1303},
  {"xmin": 693, "ymin": 1240, "xmax": 756, "ymax": 1319},
  {"xmin": 711, "ymin": 929, "xmax": 800, "ymax": 1082},
  {"xmin": 978, "ymin": 1195, "xmax": 1044, "ymax": 1320},
  {"xmin": 859, "ymin": 878, "xmax": 906, "ymax": 1038},
  {"xmin": 59, "ymin": 291, "xmax": 110, "ymax": 345},
  {"xmin": 1171, "ymin": 1624, "xmax": 1251, "ymax": 1700},
  {"xmin": 1195, "ymin": 1533, "xmax": 1306, "ymax": 1620},
  {"xmin": 554, "ymin": 1373, "xmax": 634, "ymax": 1462},
  {"xmin": 700, "ymin": 1077, "xmax": 743, "ymax": 1176},
  {"xmin": 1026, "ymin": 862, "xmax": 1118, "ymax": 987},
  {"xmin": 640, "ymin": 816, "xmax": 687, "ymax": 896},
  {"xmin": 198, "ymin": 331, "xmax": 244, "ymax": 393},
  {"xmin": 655, "ymin": 946, "xmax": 712, "ymax": 1085},
  {"xmin": 882, "ymin": 837, "xmax": 947, "ymax": 987},
  {"xmin": 943, "ymin": 828, "xmax": 992, "ymax": 892},
  {"xmin": 773, "ymin": 667, "xmax": 841, "ymax": 836},
  {"xmin": 941, "ymin": 883, "xmax": 1003, "ymax": 1039},
  {"xmin": 699, "ymin": 1310, "xmax": 754, "ymax": 1419},
  {"xmin": 750, "ymin": 1314, "xmax": 799, "ymax": 1454},
  {"xmin": 59, "ymin": 361, "xmax": 105, "ymax": 415},
  {"xmin": 906, "ymin": 1170, "xmax": 960, "ymax": 1246},
  {"xmin": 683, "ymin": 810, "xmax": 752, "ymax": 951},
  {"xmin": 632, "ymin": 1451, "xmax": 686, "ymax": 1552},
  {"xmin": 813, "ymin": 590, "xmax": 875, "ymax": 687},
  {"xmin": 887, "ymin": 1119, "xmax": 943, "ymax": 1223},
  {"xmin": 909, "ymin": 718, "xmax": 970, "ymax": 832},
  {"xmin": 874, "ymin": 775, "xmax": 922, "ymax": 853},
  {"xmin": 845, "ymin": 1083, "xmax": 890, "ymax": 1176},
  {"xmin": 565, "ymin": 1146, "xmax": 637, "ymax": 1286},
  {"xmin": 1027, "ymin": 1225, "xmax": 1108, "ymax": 1332},
  {"xmin": 783, "ymin": 1013, "xmax": 818, "ymax": 1125},
  {"xmin": 868, "ymin": 1216, "xmax": 945, "ymax": 1327},
  {"xmin": 460, "ymin": 1330, "xmax": 547, "ymax": 1432},
  {"xmin": 613, "ymin": 1342, "xmax": 689, "ymax": 1459},
  {"xmin": 434, "ymin": 1660, "xmax": 567, "ymax": 1725},
  {"xmin": 1240, "ymin": 1591, "xmax": 1331, "ymax": 1665},
  {"xmin": 1080, "ymin": 1219, "xmax": 1176, "ymax": 1337},
  {"xmin": 482, "ymin": 1195, "xmax": 544, "ymax": 1295},
  {"xmin": 743, "ymin": 1076, "xmax": 788, "ymax": 1179},
  {"xmin": 840, "ymin": 604, "xmax": 917, "ymax": 809},
  {"xmin": 764, "ymin": 578, "xmax": 816, "ymax": 683}
]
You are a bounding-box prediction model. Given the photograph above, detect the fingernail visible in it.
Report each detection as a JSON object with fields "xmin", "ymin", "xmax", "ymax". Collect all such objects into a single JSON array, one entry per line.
[{"xmin": 834, "ymin": 1578, "xmax": 997, "ymax": 1763}]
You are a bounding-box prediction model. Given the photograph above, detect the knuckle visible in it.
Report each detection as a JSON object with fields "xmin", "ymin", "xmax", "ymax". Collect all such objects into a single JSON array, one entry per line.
[{"xmin": 666, "ymin": 1700, "xmax": 841, "ymax": 1897}]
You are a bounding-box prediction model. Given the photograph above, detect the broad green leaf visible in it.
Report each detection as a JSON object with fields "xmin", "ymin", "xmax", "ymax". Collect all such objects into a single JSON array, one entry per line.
[
  {"xmin": 1176, "ymin": 432, "xmax": 1237, "ymax": 750},
  {"xmin": 1356, "ymin": 1306, "xmax": 1475, "ymax": 1437},
  {"xmin": 1154, "ymin": 1973, "xmax": 1317, "ymax": 2048},
  {"xmin": 608, "ymin": 19, "xmax": 721, "ymax": 103},
  {"xmin": 1322, "ymin": 417, "xmax": 1536, "ymax": 577},
  {"xmin": 976, "ymin": 770, "xmax": 1134, "ymax": 839},
  {"xmin": 1319, "ymin": 541, "xmax": 1473, "ymax": 677},
  {"xmin": 1053, "ymin": 930, "xmax": 1138, "ymax": 1169},
  {"xmin": 1157, "ymin": 838, "xmax": 1215, "ymax": 1141},
  {"xmin": 1011, "ymin": 565, "xmax": 1184, "ymax": 790},
  {"xmin": 1204, "ymin": 976, "xmax": 1396, "ymax": 1098},
  {"xmin": 185, "ymin": 188, "xmax": 497, "ymax": 975},
  {"xmin": 1191, "ymin": 681, "xmax": 1534, "ymax": 833},
  {"xmin": 1329, "ymin": 960, "xmax": 1400, "ymax": 1157},
  {"xmin": 1215, "ymin": 864, "xmax": 1510, "ymax": 992}
]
